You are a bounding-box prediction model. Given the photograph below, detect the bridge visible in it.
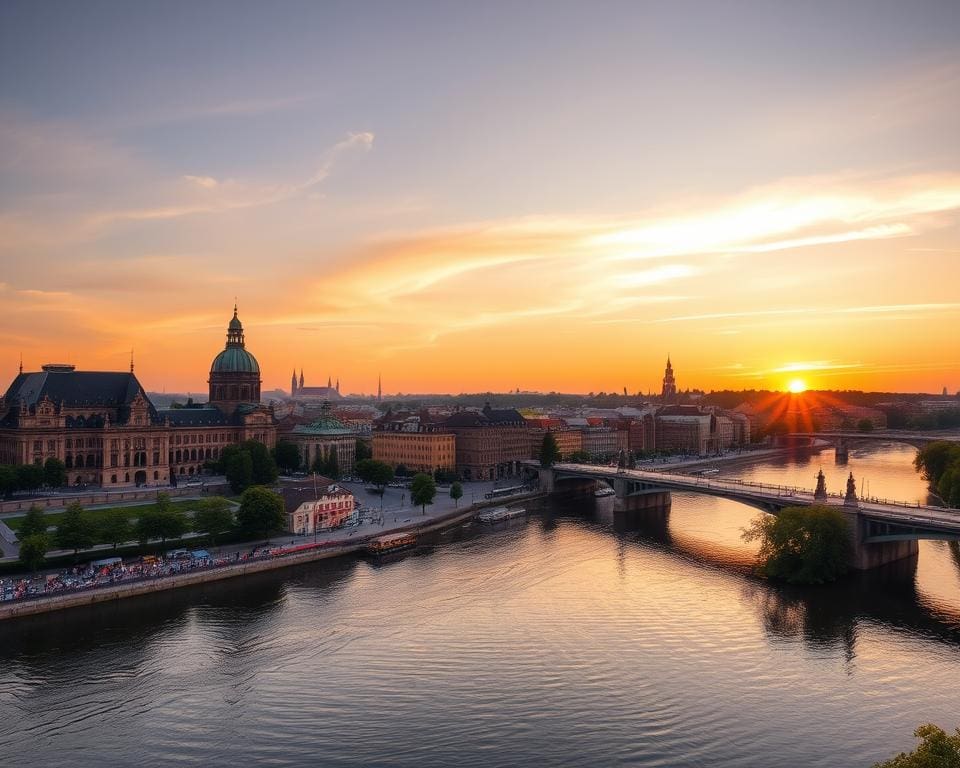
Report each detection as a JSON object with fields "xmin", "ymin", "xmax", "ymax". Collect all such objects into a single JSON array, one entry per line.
[
  {"xmin": 534, "ymin": 462, "xmax": 960, "ymax": 570},
  {"xmin": 783, "ymin": 430, "xmax": 960, "ymax": 460}
]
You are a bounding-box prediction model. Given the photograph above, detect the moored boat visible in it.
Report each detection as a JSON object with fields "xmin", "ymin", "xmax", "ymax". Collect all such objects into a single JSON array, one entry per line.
[
  {"xmin": 367, "ymin": 532, "xmax": 416, "ymax": 555},
  {"xmin": 476, "ymin": 506, "xmax": 527, "ymax": 524}
]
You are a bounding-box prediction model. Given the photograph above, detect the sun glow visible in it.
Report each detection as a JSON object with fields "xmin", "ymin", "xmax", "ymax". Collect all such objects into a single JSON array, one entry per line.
[{"xmin": 787, "ymin": 378, "xmax": 808, "ymax": 394}]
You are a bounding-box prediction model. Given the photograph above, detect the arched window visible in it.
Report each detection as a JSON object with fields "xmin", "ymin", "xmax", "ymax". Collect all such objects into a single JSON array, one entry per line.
[
  {"xmin": 154, "ymin": 471, "xmax": 159, "ymax": 480},
  {"xmin": 76, "ymin": 455, "xmax": 85, "ymax": 468},
  {"xmin": 111, "ymin": 474, "xmax": 117, "ymax": 484}
]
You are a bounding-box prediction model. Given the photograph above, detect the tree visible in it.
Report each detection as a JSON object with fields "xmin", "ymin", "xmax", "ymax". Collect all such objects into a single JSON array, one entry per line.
[
  {"xmin": 18, "ymin": 534, "xmax": 49, "ymax": 572},
  {"xmin": 410, "ymin": 473, "xmax": 436, "ymax": 515},
  {"xmin": 18, "ymin": 504, "xmax": 49, "ymax": 539},
  {"xmin": 449, "ymin": 481, "xmax": 463, "ymax": 508},
  {"xmin": 937, "ymin": 464, "xmax": 960, "ymax": 509},
  {"xmin": 193, "ymin": 498, "xmax": 235, "ymax": 548},
  {"xmin": 54, "ymin": 502, "xmax": 96, "ymax": 558},
  {"xmin": 914, "ymin": 441, "xmax": 960, "ymax": 487},
  {"xmin": 540, "ymin": 432, "xmax": 560, "ymax": 468},
  {"xmin": 355, "ymin": 459, "xmax": 394, "ymax": 493},
  {"xmin": 873, "ymin": 723, "xmax": 960, "ymax": 767},
  {"xmin": 135, "ymin": 494, "xmax": 188, "ymax": 548},
  {"xmin": 236, "ymin": 486, "xmax": 286, "ymax": 541},
  {"xmin": 98, "ymin": 510, "xmax": 133, "ymax": 550},
  {"xmin": 225, "ymin": 450, "xmax": 254, "ymax": 494},
  {"xmin": 0, "ymin": 464, "xmax": 17, "ymax": 497},
  {"xmin": 16, "ymin": 463, "xmax": 45, "ymax": 491},
  {"xmin": 247, "ymin": 440, "xmax": 279, "ymax": 485},
  {"xmin": 355, "ymin": 440, "xmax": 372, "ymax": 462},
  {"xmin": 856, "ymin": 418, "xmax": 874, "ymax": 433},
  {"xmin": 568, "ymin": 450, "xmax": 592, "ymax": 463},
  {"xmin": 742, "ymin": 505, "xmax": 851, "ymax": 584},
  {"xmin": 272, "ymin": 441, "xmax": 301, "ymax": 473},
  {"xmin": 43, "ymin": 457, "xmax": 67, "ymax": 488}
]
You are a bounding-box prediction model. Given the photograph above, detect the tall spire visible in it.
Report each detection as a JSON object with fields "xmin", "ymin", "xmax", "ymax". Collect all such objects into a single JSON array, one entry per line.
[
  {"xmin": 291, "ymin": 368, "xmax": 298, "ymax": 396},
  {"xmin": 377, "ymin": 373, "xmax": 382, "ymax": 402},
  {"xmin": 335, "ymin": 377, "xmax": 340, "ymax": 393},
  {"xmin": 327, "ymin": 374, "xmax": 332, "ymax": 388},
  {"xmin": 130, "ymin": 348, "xmax": 135, "ymax": 373},
  {"xmin": 19, "ymin": 352, "xmax": 23, "ymax": 375},
  {"xmin": 299, "ymin": 369, "xmax": 304, "ymax": 388}
]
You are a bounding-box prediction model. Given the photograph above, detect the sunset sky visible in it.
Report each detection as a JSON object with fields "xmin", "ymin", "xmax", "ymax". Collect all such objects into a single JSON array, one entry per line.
[{"xmin": 2, "ymin": 1, "xmax": 959, "ymax": 396}]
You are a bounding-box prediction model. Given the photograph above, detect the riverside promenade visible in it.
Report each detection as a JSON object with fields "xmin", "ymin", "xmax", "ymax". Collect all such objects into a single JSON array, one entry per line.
[{"xmin": 0, "ymin": 489, "xmax": 543, "ymax": 622}]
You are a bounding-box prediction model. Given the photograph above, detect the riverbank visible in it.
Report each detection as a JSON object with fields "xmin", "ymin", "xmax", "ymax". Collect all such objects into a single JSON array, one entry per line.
[{"xmin": 0, "ymin": 493, "xmax": 543, "ymax": 622}]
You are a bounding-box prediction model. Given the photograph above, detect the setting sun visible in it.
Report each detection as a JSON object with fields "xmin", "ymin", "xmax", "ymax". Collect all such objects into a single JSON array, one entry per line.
[{"xmin": 787, "ymin": 378, "xmax": 808, "ymax": 394}]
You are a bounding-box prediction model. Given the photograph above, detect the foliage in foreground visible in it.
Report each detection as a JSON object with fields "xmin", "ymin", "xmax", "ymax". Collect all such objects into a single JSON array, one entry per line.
[
  {"xmin": 873, "ymin": 723, "xmax": 960, "ymax": 768},
  {"xmin": 914, "ymin": 441, "xmax": 960, "ymax": 508},
  {"xmin": 742, "ymin": 505, "xmax": 850, "ymax": 584}
]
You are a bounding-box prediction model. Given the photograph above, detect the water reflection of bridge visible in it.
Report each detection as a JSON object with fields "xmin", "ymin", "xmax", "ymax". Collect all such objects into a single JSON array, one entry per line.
[{"xmin": 534, "ymin": 462, "xmax": 960, "ymax": 570}]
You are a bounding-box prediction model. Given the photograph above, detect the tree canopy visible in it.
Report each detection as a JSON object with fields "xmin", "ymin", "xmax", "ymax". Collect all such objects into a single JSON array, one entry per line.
[
  {"xmin": 411, "ymin": 473, "xmax": 437, "ymax": 515},
  {"xmin": 18, "ymin": 534, "xmax": 49, "ymax": 572},
  {"xmin": 355, "ymin": 459, "xmax": 394, "ymax": 491},
  {"xmin": 18, "ymin": 505, "xmax": 49, "ymax": 539},
  {"xmin": 43, "ymin": 457, "xmax": 67, "ymax": 488},
  {"xmin": 272, "ymin": 441, "xmax": 301, "ymax": 473},
  {"xmin": 872, "ymin": 723, "xmax": 960, "ymax": 768},
  {"xmin": 135, "ymin": 493, "xmax": 189, "ymax": 547},
  {"xmin": 914, "ymin": 441, "xmax": 960, "ymax": 508},
  {"xmin": 221, "ymin": 440, "xmax": 278, "ymax": 493},
  {"xmin": 97, "ymin": 509, "xmax": 134, "ymax": 550},
  {"xmin": 236, "ymin": 486, "xmax": 286, "ymax": 541},
  {"xmin": 540, "ymin": 433, "xmax": 560, "ymax": 468},
  {"xmin": 742, "ymin": 505, "xmax": 851, "ymax": 584},
  {"xmin": 449, "ymin": 481, "xmax": 463, "ymax": 507},
  {"xmin": 54, "ymin": 502, "xmax": 96, "ymax": 557},
  {"xmin": 193, "ymin": 498, "xmax": 235, "ymax": 547}
]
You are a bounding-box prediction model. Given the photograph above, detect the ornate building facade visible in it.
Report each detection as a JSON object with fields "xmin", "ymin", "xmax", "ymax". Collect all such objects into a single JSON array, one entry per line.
[{"xmin": 0, "ymin": 308, "xmax": 276, "ymax": 488}]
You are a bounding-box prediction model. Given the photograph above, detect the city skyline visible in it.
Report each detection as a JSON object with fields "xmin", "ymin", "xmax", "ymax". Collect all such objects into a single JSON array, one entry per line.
[{"xmin": 2, "ymin": 2, "xmax": 959, "ymax": 395}]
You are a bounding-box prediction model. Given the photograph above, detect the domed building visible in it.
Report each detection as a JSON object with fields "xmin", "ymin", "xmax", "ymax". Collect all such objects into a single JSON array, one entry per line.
[{"xmin": 209, "ymin": 305, "xmax": 262, "ymax": 414}]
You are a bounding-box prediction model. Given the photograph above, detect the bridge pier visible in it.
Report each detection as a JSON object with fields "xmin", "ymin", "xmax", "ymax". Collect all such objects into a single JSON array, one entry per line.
[
  {"xmin": 835, "ymin": 438, "xmax": 849, "ymax": 463},
  {"xmin": 844, "ymin": 509, "xmax": 918, "ymax": 570},
  {"xmin": 612, "ymin": 489, "xmax": 672, "ymax": 530}
]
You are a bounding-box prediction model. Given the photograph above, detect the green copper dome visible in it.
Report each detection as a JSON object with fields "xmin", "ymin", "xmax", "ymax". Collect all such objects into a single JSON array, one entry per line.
[{"xmin": 211, "ymin": 346, "xmax": 260, "ymax": 374}]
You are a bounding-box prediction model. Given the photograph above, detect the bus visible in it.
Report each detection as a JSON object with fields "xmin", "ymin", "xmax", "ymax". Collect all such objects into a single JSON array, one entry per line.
[{"xmin": 484, "ymin": 485, "xmax": 525, "ymax": 500}]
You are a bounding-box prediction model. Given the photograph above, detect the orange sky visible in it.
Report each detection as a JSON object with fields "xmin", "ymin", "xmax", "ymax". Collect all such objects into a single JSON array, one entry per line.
[{"xmin": 2, "ymin": 5, "xmax": 959, "ymax": 397}]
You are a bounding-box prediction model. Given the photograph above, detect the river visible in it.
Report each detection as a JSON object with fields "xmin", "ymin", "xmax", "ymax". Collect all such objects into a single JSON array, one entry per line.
[{"xmin": 1, "ymin": 444, "xmax": 958, "ymax": 767}]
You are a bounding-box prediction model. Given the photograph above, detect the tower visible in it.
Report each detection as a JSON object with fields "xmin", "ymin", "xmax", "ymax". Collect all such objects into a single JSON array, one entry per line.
[
  {"xmin": 299, "ymin": 369, "xmax": 304, "ymax": 389},
  {"xmin": 291, "ymin": 369, "xmax": 298, "ymax": 397},
  {"xmin": 661, "ymin": 356, "xmax": 677, "ymax": 403},
  {"xmin": 208, "ymin": 305, "xmax": 262, "ymax": 414},
  {"xmin": 377, "ymin": 374, "xmax": 382, "ymax": 403}
]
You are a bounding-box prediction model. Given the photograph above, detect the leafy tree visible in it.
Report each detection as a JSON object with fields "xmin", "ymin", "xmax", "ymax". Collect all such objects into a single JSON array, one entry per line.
[
  {"xmin": 914, "ymin": 441, "xmax": 960, "ymax": 486},
  {"xmin": 540, "ymin": 432, "xmax": 560, "ymax": 468},
  {"xmin": 135, "ymin": 494, "xmax": 188, "ymax": 548},
  {"xmin": 312, "ymin": 450, "xmax": 341, "ymax": 480},
  {"xmin": 355, "ymin": 440, "xmax": 372, "ymax": 462},
  {"xmin": 43, "ymin": 457, "xmax": 67, "ymax": 488},
  {"xmin": 937, "ymin": 464, "xmax": 960, "ymax": 509},
  {"xmin": 272, "ymin": 441, "xmax": 301, "ymax": 473},
  {"xmin": 355, "ymin": 459, "xmax": 394, "ymax": 492},
  {"xmin": 18, "ymin": 504, "xmax": 50, "ymax": 539},
  {"xmin": 0, "ymin": 464, "xmax": 17, "ymax": 497},
  {"xmin": 872, "ymin": 723, "xmax": 960, "ymax": 767},
  {"xmin": 18, "ymin": 533, "xmax": 49, "ymax": 572},
  {"xmin": 395, "ymin": 463, "xmax": 410, "ymax": 477},
  {"xmin": 856, "ymin": 418, "xmax": 874, "ymax": 433},
  {"xmin": 98, "ymin": 509, "xmax": 133, "ymax": 550},
  {"xmin": 54, "ymin": 502, "xmax": 96, "ymax": 558},
  {"xmin": 236, "ymin": 486, "xmax": 286, "ymax": 541},
  {"xmin": 225, "ymin": 450, "xmax": 254, "ymax": 494},
  {"xmin": 16, "ymin": 463, "xmax": 45, "ymax": 491},
  {"xmin": 742, "ymin": 505, "xmax": 851, "ymax": 584},
  {"xmin": 193, "ymin": 498, "xmax": 235, "ymax": 547},
  {"xmin": 410, "ymin": 473, "xmax": 436, "ymax": 515},
  {"xmin": 449, "ymin": 481, "xmax": 463, "ymax": 508},
  {"xmin": 434, "ymin": 468, "xmax": 457, "ymax": 484},
  {"xmin": 568, "ymin": 450, "xmax": 592, "ymax": 463},
  {"xmin": 221, "ymin": 441, "xmax": 278, "ymax": 491}
]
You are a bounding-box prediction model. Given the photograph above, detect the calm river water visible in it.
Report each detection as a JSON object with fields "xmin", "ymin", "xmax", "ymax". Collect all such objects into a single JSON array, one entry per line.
[{"xmin": 1, "ymin": 444, "xmax": 958, "ymax": 767}]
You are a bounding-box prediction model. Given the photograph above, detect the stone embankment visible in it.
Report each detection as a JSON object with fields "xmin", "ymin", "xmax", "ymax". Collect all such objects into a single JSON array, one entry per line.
[
  {"xmin": 0, "ymin": 484, "xmax": 228, "ymax": 515},
  {"xmin": 0, "ymin": 492, "xmax": 543, "ymax": 622}
]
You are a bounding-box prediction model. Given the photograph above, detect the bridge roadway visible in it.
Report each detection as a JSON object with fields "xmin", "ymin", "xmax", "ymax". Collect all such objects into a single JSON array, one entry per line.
[
  {"xmin": 787, "ymin": 430, "xmax": 960, "ymax": 447},
  {"xmin": 545, "ymin": 463, "xmax": 960, "ymax": 543}
]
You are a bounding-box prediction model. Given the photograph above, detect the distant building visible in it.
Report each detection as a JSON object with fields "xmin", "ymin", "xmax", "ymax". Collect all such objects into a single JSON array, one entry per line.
[
  {"xmin": 290, "ymin": 370, "xmax": 342, "ymax": 401},
  {"xmin": 661, "ymin": 356, "xmax": 677, "ymax": 403},
  {"xmin": 443, "ymin": 403, "xmax": 529, "ymax": 480},
  {"xmin": 277, "ymin": 403, "xmax": 356, "ymax": 474},
  {"xmin": 372, "ymin": 410, "xmax": 456, "ymax": 473},
  {"xmin": 280, "ymin": 480, "xmax": 355, "ymax": 534},
  {"xmin": 0, "ymin": 307, "xmax": 276, "ymax": 487},
  {"xmin": 528, "ymin": 424, "xmax": 582, "ymax": 460},
  {"xmin": 580, "ymin": 427, "xmax": 619, "ymax": 459}
]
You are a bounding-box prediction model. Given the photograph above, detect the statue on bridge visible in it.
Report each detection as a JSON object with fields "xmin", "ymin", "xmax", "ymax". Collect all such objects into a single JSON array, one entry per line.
[
  {"xmin": 814, "ymin": 469, "xmax": 828, "ymax": 501},
  {"xmin": 844, "ymin": 472, "xmax": 858, "ymax": 507}
]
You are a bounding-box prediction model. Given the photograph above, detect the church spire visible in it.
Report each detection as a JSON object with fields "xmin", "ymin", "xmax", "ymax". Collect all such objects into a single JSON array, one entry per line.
[
  {"xmin": 130, "ymin": 348, "xmax": 135, "ymax": 373},
  {"xmin": 377, "ymin": 373, "xmax": 382, "ymax": 402}
]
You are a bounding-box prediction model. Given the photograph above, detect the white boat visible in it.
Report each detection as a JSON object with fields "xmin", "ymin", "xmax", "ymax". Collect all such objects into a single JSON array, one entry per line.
[
  {"xmin": 477, "ymin": 506, "xmax": 527, "ymax": 524},
  {"xmin": 594, "ymin": 486, "xmax": 616, "ymax": 498}
]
